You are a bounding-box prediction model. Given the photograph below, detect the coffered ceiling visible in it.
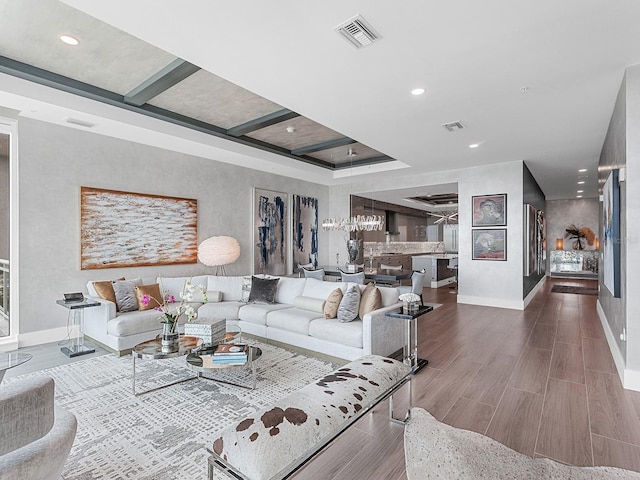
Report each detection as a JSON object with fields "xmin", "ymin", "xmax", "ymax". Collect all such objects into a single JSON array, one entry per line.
[{"xmin": 2, "ymin": 0, "xmax": 640, "ymax": 204}]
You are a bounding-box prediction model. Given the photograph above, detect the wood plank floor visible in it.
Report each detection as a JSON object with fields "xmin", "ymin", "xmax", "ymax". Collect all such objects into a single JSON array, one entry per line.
[
  {"xmin": 6, "ymin": 277, "xmax": 640, "ymax": 479},
  {"xmin": 294, "ymin": 277, "xmax": 640, "ymax": 479}
]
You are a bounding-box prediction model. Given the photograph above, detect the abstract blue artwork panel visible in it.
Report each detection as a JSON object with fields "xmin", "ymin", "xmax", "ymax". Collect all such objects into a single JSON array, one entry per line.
[
  {"xmin": 254, "ymin": 188, "xmax": 288, "ymax": 275},
  {"xmin": 292, "ymin": 194, "xmax": 318, "ymax": 269}
]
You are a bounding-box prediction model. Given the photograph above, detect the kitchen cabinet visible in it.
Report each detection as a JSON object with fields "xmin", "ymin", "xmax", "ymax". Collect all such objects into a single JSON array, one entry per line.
[
  {"xmin": 443, "ymin": 224, "xmax": 458, "ymax": 253},
  {"xmin": 412, "ymin": 254, "xmax": 458, "ymax": 288}
]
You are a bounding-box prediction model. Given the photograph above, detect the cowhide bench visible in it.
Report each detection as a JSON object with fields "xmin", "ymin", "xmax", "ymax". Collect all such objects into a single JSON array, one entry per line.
[{"xmin": 208, "ymin": 354, "xmax": 412, "ymax": 480}]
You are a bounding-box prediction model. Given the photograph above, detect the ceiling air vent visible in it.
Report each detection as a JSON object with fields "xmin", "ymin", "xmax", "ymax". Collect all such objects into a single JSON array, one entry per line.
[
  {"xmin": 442, "ymin": 121, "xmax": 465, "ymax": 132},
  {"xmin": 334, "ymin": 15, "xmax": 381, "ymax": 49}
]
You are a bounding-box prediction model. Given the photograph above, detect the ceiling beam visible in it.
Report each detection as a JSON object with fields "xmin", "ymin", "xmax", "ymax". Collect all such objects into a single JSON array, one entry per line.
[
  {"xmin": 124, "ymin": 58, "xmax": 200, "ymax": 106},
  {"xmin": 226, "ymin": 109, "xmax": 299, "ymax": 137},
  {"xmin": 291, "ymin": 137, "xmax": 356, "ymax": 156}
]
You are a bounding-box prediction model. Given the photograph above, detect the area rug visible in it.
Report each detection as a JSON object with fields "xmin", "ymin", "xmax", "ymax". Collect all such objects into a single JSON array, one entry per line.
[
  {"xmin": 7, "ymin": 341, "xmax": 334, "ymax": 480},
  {"xmin": 551, "ymin": 285, "xmax": 599, "ymax": 296},
  {"xmin": 404, "ymin": 408, "xmax": 640, "ymax": 479}
]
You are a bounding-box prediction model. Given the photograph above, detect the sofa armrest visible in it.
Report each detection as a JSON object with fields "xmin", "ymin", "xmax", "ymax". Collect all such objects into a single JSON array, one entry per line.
[
  {"xmin": 361, "ymin": 302, "xmax": 404, "ymax": 356},
  {"xmin": 82, "ymin": 297, "xmax": 116, "ymax": 338}
]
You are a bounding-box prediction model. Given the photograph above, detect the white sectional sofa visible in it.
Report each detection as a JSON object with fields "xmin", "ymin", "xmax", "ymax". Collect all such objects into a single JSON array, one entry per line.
[{"xmin": 83, "ymin": 275, "xmax": 405, "ymax": 361}]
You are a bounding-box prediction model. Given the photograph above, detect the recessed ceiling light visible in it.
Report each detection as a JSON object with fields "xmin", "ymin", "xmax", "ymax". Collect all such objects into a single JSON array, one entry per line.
[
  {"xmin": 578, "ymin": 168, "xmax": 587, "ymax": 173},
  {"xmin": 469, "ymin": 144, "xmax": 479, "ymax": 149},
  {"xmin": 576, "ymin": 195, "xmax": 583, "ymax": 198},
  {"xmin": 578, "ymin": 181, "xmax": 585, "ymax": 184},
  {"xmin": 411, "ymin": 88, "xmax": 425, "ymax": 96},
  {"xmin": 59, "ymin": 34, "xmax": 79, "ymax": 46},
  {"xmin": 577, "ymin": 190, "xmax": 584, "ymax": 193}
]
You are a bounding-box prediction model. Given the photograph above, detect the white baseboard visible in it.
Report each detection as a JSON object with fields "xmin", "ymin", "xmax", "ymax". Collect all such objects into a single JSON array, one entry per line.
[
  {"xmin": 17, "ymin": 326, "xmax": 74, "ymax": 348},
  {"xmin": 596, "ymin": 300, "xmax": 640, "ymax": 392},
  {"xmin": 457, "ymin": 294, "xmax": 524, "ymax": 310}
]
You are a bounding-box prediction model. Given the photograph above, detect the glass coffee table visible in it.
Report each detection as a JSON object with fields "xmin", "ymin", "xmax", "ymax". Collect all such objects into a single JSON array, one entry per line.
[
  {"xmin": 186, "ymin": 345, "xmax": 262, "ymax": 390},
  {"xmin": 132, "ymin": 335, "xmax": 201, "ymax": 396},
  {"xmin": 0, "ymin": 352, "xmax": 32, "ymax": 383}
]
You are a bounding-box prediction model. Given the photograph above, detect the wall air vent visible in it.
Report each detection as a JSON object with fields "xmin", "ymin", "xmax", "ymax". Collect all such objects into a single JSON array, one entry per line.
[
  {"xmin": 66, "ymin": 117, "xmax": 95, "ymax": 128},
  {"xmin": 442, "ymin": 121, "xmax": 465, "ymax": 132},
  {"xmin": 334, "ymin": 15, "xmax": 381, "ymax": 49}
]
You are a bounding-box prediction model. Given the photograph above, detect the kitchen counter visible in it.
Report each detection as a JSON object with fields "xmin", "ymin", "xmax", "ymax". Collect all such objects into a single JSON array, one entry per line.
[{"xmin": 412, "ymin": 254, "xmax": 458, "ymax": 288}]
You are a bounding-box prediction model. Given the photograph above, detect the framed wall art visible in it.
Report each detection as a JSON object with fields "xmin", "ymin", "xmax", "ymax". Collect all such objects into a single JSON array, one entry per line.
[
  {"xmin": 524, "ymin": 204, "xmax": 536, "ymax": 275},
  {"xmin": 603, "ymin": 169, "xmax": 621, "ymax": 297},
  {"xmin": 292, "ymin": 194, "xmax": 319, "ymax": 269},
  {"xmin": 472, "ymin": 228, "xmax": 507, "ymax": 261},
  {"xmin": 80, "ymin": 187, "xmax": 197, "ymax": 269},
  {"xmin": 254, "ymin": 188, "xmax": 288, "ymax": 275},
  {"xmin": 472, "ymin": 193, "xmax": 507, "ymax": 227}
]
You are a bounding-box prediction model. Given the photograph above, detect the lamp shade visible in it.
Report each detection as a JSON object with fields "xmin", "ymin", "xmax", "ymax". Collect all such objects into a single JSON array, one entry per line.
[
  {"xmin": 198, "ymin": 236, "xmax": 240, "ymax": 267},
  {"xmin": 555, "ymin": 238, "xmax": 564, "ymax": 250}
]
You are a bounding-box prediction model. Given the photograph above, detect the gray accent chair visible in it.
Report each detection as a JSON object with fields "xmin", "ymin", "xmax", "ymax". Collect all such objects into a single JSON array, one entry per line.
[{"xmin": 0, "ymin": 376, "xmax": 77, "ymax": 480}]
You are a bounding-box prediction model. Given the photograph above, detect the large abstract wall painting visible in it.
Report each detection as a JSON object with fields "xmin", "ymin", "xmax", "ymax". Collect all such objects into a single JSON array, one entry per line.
[
  {"xmin": 254, "ymin": 188, "xmax": 288, "ymax": 275},
  {"xmin": 603, "ymin": 170, "xmax": 621, "ymax": 297},
  {"xmin": 536, "ymin": 209, "xmax": 546, "ymax": 275},
  {"xmin": 80, "ymin": 187, "xmax": 197, "ymax": 269},
  {"xmin": 292, "ymin": 194, "xmax": 318, "ymax": 269},
  {"xmin": 524, "ymin": 204, "xmax": 537, "ymax": 276}
]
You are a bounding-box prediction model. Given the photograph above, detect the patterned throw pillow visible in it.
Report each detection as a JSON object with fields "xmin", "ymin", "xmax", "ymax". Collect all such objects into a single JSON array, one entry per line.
[
  {"xmin": 248, "ymin": 276, "xmax": 280, "ymax": 304},
  {"xmin": 323, "ymin": 288, "xmax": 343, "ymax": 319},
  {"xmin": 241, "ymin": 276, "xmax": 252, "ymax": 303},
  {"xmin": 359, "ymin": 282, "xmax": 382, "ymax": 318},
  {"xmin": 134, "ymin": 284, "xmax": 163, "ymax": 311},
  {"xmin": 337, "ymin": 285, "xmax": 361, "ymax": 323}
]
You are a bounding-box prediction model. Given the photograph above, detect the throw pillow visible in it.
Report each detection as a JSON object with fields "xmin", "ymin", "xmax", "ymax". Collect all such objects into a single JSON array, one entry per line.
[
  {"xmin": 134, "ymin": 283, "xmax": 163, "ymax": 311},
  {"xmin": 248, "ymin": 276, "xmax": 280, "ymax": 304},
  {"xmin": 92, "ymin": 277, "xmax": 125, "ymax": 309},
  {"xmin": 359, "ymin": 282, "xmax": 382, "ymax": 318},
  {"xmin": 113, "ymin": 279, "xmax": 142, "ymax": 312},
  {"xmin": 206, "ymin": 290, "xmax": 223, "ymax": 303},
  {"xmin": 337, "ymin": 285, "xmax": 361, "ymax": 323},
  {"xmin": 241, "ymin": 276, "xmax": 252, "ymax": 303},
  {"xmin": 324, "ymin": 288, "xmax": 343, "ymax": 319}
]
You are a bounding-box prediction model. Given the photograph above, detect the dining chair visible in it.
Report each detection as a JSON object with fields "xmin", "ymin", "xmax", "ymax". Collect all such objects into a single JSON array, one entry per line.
[
  {"xmin": 340, "ymin": 271, "xmax": 365, "ymax": 284},
  {"xmin": 302, "ymin": 268, "xmax": 325, "ymax": 281},
  {"xmin": 398, "ymin": 270, "xmax": 426, "ymax": 305}
]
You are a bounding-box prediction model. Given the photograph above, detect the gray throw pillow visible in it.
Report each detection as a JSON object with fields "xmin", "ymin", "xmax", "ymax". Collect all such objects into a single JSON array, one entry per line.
[
  {"xmin": 248, "ymin": 276, "xmax": 280, "ymax": 304},
  {"xmin": 337, "ymin": 284, "xmax": 361, "ymax": 323},
  {"xmin": 113, "ymin": 279, "xmax": 142, "ymax": 312}
]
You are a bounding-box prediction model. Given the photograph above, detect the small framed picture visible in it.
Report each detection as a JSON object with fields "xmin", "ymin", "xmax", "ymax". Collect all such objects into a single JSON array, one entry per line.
[
  {"xmin": 472, "ymin": 194, "xmax": 507, "ymax": 227},
  {"xmin": 472, "ymin": 229, "xmax": 507, "ymax": 261}
]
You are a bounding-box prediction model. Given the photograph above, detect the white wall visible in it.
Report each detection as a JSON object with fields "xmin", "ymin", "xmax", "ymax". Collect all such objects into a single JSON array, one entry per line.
[{"xmin": 15, "ymin": 118, "xmax": 330, "ymax": 342}]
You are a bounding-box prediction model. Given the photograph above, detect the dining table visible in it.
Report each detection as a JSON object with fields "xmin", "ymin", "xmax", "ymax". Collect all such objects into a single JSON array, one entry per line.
[{"xmin": 319, "ymin": 266, "xmax": 413, "ymax": 283}]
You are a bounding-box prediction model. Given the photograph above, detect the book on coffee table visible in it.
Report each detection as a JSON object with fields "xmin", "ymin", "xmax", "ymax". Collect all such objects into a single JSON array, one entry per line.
[{"xmin": 214, "ymin": 344, "xmax": 248, "ymax": 356}]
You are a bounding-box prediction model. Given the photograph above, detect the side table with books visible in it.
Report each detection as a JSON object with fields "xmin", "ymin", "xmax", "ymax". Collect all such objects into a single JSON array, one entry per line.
[{"xmin": 186, "ymin": 343, "xmax": 262, "ymax": 389}]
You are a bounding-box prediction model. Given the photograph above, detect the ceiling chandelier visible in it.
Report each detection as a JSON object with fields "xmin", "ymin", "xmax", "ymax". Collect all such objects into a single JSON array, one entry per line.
[
  {"xmin": 322, "ymin": 215, "xmax": 385, "ymax": 232},
  {"xmin": 427, "ymin": 211, "xmax": 458, "ymax": 224}
]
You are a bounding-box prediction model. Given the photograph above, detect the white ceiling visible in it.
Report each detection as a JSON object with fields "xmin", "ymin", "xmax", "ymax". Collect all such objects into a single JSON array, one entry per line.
[{"xmin": 5, "ymin": 0, "xmax": 640, "ymax": 204}]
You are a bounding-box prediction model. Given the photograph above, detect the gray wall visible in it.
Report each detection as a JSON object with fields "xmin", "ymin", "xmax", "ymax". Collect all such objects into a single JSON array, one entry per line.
[
  {"xmin": 546, "ymin": 198, "xmax": 599, "ymax": 262},
  {"xmin": 16, "ymin": 118, "xmax": 330, "ymax": 336},
  {"xmin": 522, "ymin": 163, "xmax": 546, "ymax": 298},
  {"xmin": 598, "ymin": 70, "xmax": 628, "ymax": 363}
]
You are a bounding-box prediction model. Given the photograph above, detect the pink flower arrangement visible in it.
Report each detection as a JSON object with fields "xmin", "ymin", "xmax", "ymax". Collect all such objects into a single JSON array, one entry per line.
[{"xmin": 140, "ymin": 279, "xmax": 206, "ymax": 333}]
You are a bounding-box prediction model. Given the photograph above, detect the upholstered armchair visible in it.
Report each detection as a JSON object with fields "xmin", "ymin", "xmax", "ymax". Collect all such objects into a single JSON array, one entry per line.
[{"xmin": 0, "ymin": 376, "xmax": 77, "ymax": 480}]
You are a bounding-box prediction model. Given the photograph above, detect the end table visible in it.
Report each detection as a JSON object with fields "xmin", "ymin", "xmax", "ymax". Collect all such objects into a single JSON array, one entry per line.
[
  {"xmin": 56, "ymin": 299, "xmax": 100, "ymax": 357},
  {"xmin": 385, "ymin": 305, "xmax": 433, "ymax": 373}
]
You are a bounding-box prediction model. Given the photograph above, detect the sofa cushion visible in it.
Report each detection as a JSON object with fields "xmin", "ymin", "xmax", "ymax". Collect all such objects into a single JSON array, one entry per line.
[
  {"xmin": 207, "ymin": 276, "xmax": 244, "ymax": 302},
  {"xmin": 275, "ymin": 277, "xmax": 306, "ymax": 305},
  {"xmin": 206, "ymin": 291, "xmax": 223, "ymax": 303},
  {"xmin": 359, "ymin": 283, "xmax": 382, "ymax": 319},
  {"xmin": 157, "ymin": 276, "xmax": 207, "ymax": 302},
  {"xmin": 134, "ymin": 284, "xmax": 163, "ymax": 311},
  {"xmin": 239, "ymin": 303, "xmax": 293, "ymax": 326},
  {"xmin": 107, "ymin": 309, "xmax": 162, "ymax": 336},
  {"xmin": 113, "ymin": 280, "xmax": 142, "ymax": 312},
  {"xmin": 309, "ymin": 318, "xmax": 363, "ymax": 349},
  {"xmin": 266, "ymin": 308, "xmax": 320, "ymax": 335},
  {"xmin": 302, "ymin": 279, "xmax": 347, "ymax": 300},
  {"xmin": 198, "ymin": 301, "xmax": 245, "ymax": 320},
  {"xmin": 249, "ymin": 276, "xmax": 279, "ymax": 304},
  {"xmin": 338, "ymin": 285, "xmax": 360, "ymax": 323},
  {"xmin": 323, "ymin": 288, "xmax": 343, "ymax": 319},
  {"xmin": 376, "ymin": 286, "xmax": 400, "ymax": 307},
  {"xmin": 293, "ymin": 296, "xmax": 325, "ymax": 313}
]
